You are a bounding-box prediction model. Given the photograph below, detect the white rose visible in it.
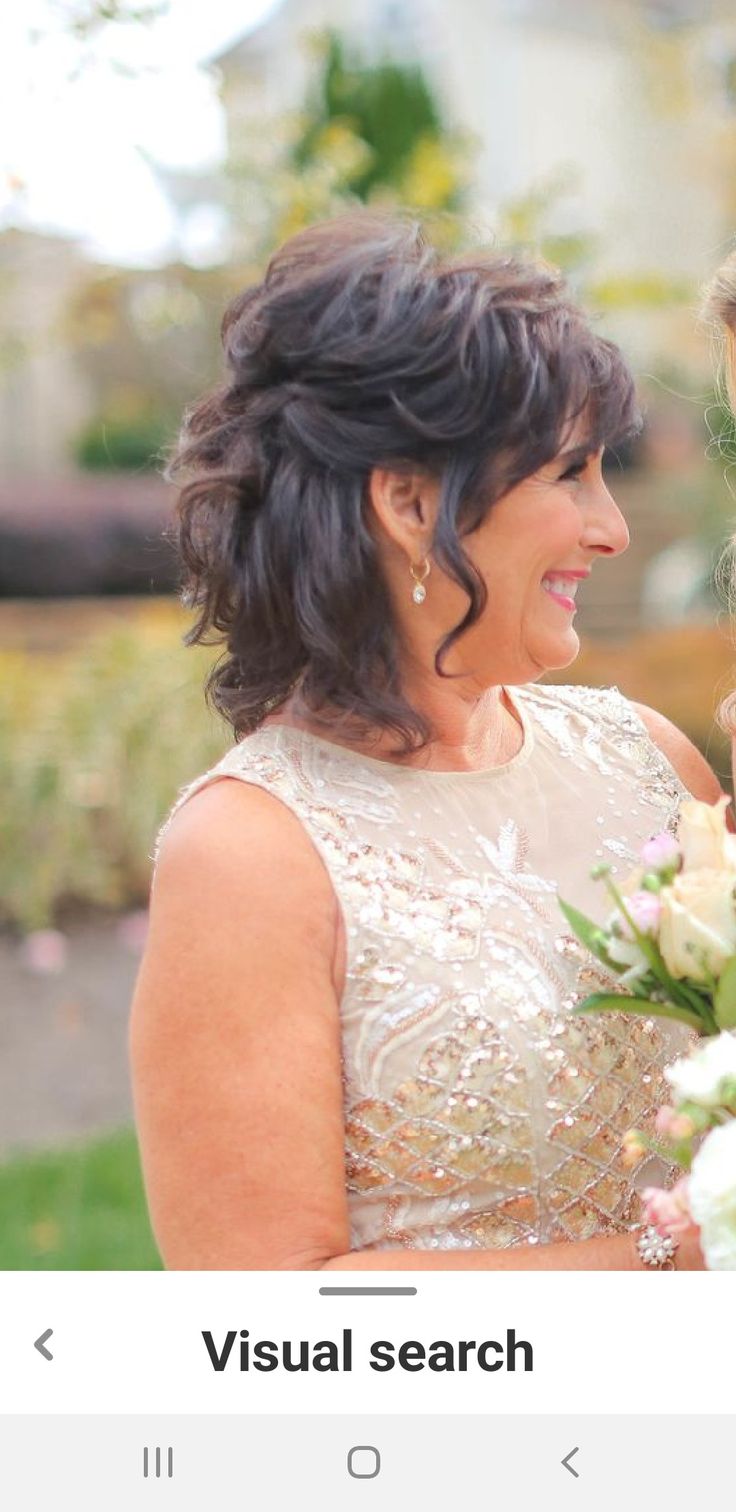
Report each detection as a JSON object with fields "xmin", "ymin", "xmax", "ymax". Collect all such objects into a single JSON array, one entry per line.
[
  {"xmin": 688, "ymin": 1120, "xmax": 736, "ymax": 1270},
  {"xmin": 665, "ymin": 1030, "xmax": 736, "ymax": 1108},
  {"xmin": 605, "ymin": 932, "xmax": 649, "ymax": 985},
  {"xmin": 658, "ymin": 869, "xmax": 736, "ymax": 981},
  {"xmin": 678, "ymin": 796, "xmax": 736, "ymax": 873}
]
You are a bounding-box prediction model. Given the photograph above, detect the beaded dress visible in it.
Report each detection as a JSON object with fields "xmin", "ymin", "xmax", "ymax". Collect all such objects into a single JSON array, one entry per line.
[{"xmin": 155, "ymin": 683, "xmax": 690, "ymax": 1255}]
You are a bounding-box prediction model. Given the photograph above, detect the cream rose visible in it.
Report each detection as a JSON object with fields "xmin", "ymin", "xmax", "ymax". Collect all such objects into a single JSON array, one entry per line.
[
  {"xmin": 678, "ymin": 796, "xmax": 736, "ymax": 873},
  {"xmin": 658, "ymin": 869, "xmax": 736, "ymax": 981},
  {"xmin": 688, "ymin": 1120, "xmax": 736, "ymax": 1270}
]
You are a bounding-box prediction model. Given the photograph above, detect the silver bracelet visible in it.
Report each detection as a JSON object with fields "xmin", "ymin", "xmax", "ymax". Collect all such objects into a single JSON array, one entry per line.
[{"xmin": 635, "ymin": 1224, "xmax": 678, "ymax": 1269}]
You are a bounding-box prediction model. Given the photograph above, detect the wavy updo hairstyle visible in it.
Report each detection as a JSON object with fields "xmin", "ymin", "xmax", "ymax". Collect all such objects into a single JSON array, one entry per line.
[{"xmin": 171, "ymin": 212, "xmax": 638, "ymax": 754}]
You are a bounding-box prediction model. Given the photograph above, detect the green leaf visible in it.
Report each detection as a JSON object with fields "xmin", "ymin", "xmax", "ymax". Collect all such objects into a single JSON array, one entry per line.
[
  {"xmin": 557, "ymin": 897, "xmax": 621, "ymax": 971},
  {"xmin": 714, "ymin": 957, "xmax": 736, "ymax": 1030},
  {"xmin": 647, "ymin": 1134, "xmax": 694, "ymax": 1173},
  {"xmin": 573, "ymin": 993, "xmax": 703, "ymax": 1032}
]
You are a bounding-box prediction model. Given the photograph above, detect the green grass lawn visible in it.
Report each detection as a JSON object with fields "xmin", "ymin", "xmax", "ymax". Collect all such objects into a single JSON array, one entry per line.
[{"xmin": 0, "ymin": 1127, "xmax": 162, "ymax": 1269}]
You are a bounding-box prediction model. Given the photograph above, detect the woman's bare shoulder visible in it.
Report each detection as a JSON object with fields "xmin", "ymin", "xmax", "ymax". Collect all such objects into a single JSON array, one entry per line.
[
  {"xmin": 632, "ymin": 703, "xmax": 724, "ymax": 805},
  {"xmin": 156, "ymin": 774, "xmax": 332, "ymax": 885},
  {"xmin": 152, "ymin": 774, "xmax": 342, "ymax": 971}
]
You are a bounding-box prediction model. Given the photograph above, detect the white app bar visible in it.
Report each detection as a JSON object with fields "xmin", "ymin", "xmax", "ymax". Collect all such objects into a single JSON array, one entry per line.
[{"xmin": 0, "ymin": 1271, "xmax": 733, "ymax": 1415}]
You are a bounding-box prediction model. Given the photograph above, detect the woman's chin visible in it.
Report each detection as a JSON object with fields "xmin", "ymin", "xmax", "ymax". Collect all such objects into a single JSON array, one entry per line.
[{"xmin": 532, "ymin": 629, "xmax": 581, "ymax": 675}]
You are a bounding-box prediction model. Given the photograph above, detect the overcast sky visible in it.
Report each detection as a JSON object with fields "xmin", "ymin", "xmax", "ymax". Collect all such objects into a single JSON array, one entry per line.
[{"xmin": 0, "ymin": 0, "xmax": 280, "ymax": 265}]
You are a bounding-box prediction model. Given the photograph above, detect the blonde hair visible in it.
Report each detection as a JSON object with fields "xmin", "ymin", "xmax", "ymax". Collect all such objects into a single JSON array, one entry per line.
[
  {"xmin": 703, "ymin": 249, "xmax": 736, "ymax": 735},
  {"xmin": 704, "ymin": 250, "xmax": 736, "ymax": 412}
]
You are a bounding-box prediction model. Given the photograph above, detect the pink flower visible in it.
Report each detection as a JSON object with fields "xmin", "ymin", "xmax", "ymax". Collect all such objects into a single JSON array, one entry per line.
[
  {"xmin": 21, "ymin": 929, "xmax": 68, "ymax": 975},
  {"xmin": 641, "ymin": 1178, "xmax": 692, "ymax": 1237},
  {"xmin": 655, "ymin": 1106, "xmax": 696, "ymax": 1141},
  {"xmin": 623, "ymin": 890, "xmax": 662, "ymax": 937},
  {"xmin": 640, "ymin": 833, "xmax": 681, "ymax": 871}
]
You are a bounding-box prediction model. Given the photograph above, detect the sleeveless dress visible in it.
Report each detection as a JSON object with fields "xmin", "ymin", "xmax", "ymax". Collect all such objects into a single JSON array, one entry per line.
[{"xmin": 153, "ymin": 682, "xmax": 691, "ymax": 1255}]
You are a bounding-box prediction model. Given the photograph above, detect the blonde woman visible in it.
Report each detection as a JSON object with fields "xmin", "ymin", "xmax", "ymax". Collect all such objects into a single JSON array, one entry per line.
[{"xmin": 703, "ymin": 253, "xmax": 736, "ymax": 795}]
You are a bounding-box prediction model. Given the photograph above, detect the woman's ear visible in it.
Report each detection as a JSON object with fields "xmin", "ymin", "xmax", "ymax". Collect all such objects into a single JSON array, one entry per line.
[{"xmin": 367, "ymin": 468, "xmax": 441, "ymax": 554}]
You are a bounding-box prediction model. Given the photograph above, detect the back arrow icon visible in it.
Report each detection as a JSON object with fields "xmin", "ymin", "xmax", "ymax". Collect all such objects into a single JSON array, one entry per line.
[
  {"xmin": 561, "ymin": 1447, "xmax": 580, "ymax": 1478},
  {"xmin": 34, "ymin": 1329, "xmax": 54, "ymax": 1361}
]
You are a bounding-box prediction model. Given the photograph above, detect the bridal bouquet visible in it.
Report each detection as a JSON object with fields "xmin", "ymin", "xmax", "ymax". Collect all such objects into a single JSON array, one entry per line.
[
  {"xmin": 625, "ymin": 1036, "xmax": 736, "ymax": 1270},
  {"xmin": 559, "ymin": 795, "xmax": 736, "ymax": 1269}
]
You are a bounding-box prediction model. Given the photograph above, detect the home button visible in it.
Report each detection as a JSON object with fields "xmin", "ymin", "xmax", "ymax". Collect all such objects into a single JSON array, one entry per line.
[{"xmin": 347, "ymin": 1445, "xmax": 381, "ymax": 1479}]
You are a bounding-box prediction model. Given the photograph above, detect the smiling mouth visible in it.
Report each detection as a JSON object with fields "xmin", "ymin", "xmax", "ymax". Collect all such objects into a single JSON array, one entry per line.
[{"xmin": 541, "ymin": 575, "xmax": 583, "ymax": 611}]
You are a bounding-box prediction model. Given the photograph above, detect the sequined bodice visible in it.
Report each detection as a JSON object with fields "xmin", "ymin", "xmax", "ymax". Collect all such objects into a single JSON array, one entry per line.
[{"xmin": 156, "ymin": 683, "xmax": 691, "ymax": 1254}]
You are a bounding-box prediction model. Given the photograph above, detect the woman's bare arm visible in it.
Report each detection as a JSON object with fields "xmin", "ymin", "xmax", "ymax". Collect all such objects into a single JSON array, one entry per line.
[
  {"xmin": 130, "ymin": 777, "xmax": 704, "ymax": 1271},
  {"xmin": 130, "ymin": 779, "xmax": 351, "ymax": 1270}
]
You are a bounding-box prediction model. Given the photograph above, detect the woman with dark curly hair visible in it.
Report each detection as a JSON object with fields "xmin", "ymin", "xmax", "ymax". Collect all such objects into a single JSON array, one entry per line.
[{"xmin": 130, "ymin": 212, "xmax": 718, "ymax": 1270}]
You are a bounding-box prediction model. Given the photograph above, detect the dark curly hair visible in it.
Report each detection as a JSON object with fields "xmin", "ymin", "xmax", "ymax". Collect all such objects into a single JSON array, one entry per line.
[{"xmin": 170, "ymin": 211, "xmax": 639, "ymax": 754}]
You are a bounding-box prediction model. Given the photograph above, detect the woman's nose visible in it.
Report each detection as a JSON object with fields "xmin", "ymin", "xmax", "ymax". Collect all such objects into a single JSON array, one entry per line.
[{"xmin": 582, "ymin": 481, "xmax": 630, "ymax": 558}]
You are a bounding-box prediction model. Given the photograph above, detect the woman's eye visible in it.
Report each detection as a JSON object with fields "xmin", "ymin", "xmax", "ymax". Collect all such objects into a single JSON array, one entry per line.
[{"xmin": 560, "ymin": 460, "xmax": 586, "ymax": 482}]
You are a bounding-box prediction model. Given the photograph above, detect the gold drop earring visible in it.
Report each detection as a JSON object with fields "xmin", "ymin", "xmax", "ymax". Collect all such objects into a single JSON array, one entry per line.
[{"xmin": 410, "ymin": 557, "xmax": 431, "ymax": 605}]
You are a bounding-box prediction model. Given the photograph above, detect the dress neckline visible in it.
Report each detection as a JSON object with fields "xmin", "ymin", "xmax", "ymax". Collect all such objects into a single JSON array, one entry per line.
[{"xmin": 262, "ymin": 685, "xmax": 536, "ymax": 780}]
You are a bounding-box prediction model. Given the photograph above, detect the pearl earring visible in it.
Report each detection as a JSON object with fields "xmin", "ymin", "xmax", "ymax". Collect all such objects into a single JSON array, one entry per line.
[{"xmin": 410, "ymin": 557, "xmax": 431, "ymax": 604}]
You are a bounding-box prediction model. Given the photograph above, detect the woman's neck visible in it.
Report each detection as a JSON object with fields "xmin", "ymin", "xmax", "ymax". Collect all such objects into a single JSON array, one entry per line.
[{"xmin": 262, "ymin": 683, "xmax": 525, "ymax": 773}]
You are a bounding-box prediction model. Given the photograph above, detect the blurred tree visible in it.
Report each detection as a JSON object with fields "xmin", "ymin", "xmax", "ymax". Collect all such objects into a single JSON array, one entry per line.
[
  {"xmin": 225, "ymin": 28, "xmax": 475, "ymax": 262},
  {"xmin": 291, "ymin": 31, "xmax": 454, "ymax": 204},
  {"xmin": 54, "ymin": 1, "xmax": 166, "ymax": 38}
]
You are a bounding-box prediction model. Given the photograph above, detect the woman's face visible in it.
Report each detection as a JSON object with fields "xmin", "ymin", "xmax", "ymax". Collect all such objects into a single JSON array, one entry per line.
[{"xmin": 419, "ymin": 435, "xmax": 630, "ymax": 688}]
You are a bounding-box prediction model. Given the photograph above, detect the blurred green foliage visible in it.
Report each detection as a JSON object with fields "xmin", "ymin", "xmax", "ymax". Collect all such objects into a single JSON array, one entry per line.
[
  {"xmin": 292, "ymin": 31, "xmax": 456, "ymax": 205},
  {"xmin": 64, "ymin": 1, "xmax": 166, "ymax": 37},
  {"xmin": 73, "ymin": 412, "xmax": 172, "ymax": 472},
  {"xmin": 0, "ymin": 1128, "xmax": 161, "ymax": 1269},
  {"xmin": 588, "ymin": 271, "xmax": 694, "ymax": 311},
  {"xmin": 227, "ymin": 28, "xmax": 474, "ymax": 261},
  {"xmin": 0, "ymin": 603, "xmax": 226, "ymax": 930}
]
